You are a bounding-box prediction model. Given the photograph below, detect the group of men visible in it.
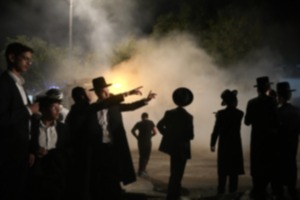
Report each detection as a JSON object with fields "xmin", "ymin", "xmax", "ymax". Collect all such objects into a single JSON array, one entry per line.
[{"xmin": 0, "ymin": 41, "xmax": 299, "ymax": 200}]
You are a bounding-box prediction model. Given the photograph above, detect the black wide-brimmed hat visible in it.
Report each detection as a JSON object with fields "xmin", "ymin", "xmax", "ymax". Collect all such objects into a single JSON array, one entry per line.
[
  {"xmin": 276, "ymin": 81, "xmax": 296, "ymax": 95},
  {"xmin": 89, "ymin": 76, "xmax": 112, "ymax": 91},
  {"xmin": 221, "ymin": 89, "xmax": 238, "ymax": 106},
  {"xmin": 254, "ymin": 76, "xmax": 273, "ymax": 88},
  {"xmin": 172, "ymin": 87, "xmax": 193, "ymax": 107}
]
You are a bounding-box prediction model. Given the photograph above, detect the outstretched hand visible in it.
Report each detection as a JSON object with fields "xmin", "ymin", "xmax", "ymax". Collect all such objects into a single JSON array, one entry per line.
[
  {"xmin": 127, "ymin": 86, "xmax": 143, "ymax": 96},
  {"xmin": 145, "ymin": 90, "xmax": 156, "ymax": 102}
]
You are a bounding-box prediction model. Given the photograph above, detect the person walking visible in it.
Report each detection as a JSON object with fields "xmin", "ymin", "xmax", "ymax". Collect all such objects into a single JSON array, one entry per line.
[
  {"xmin": 210, "ymin": 89, "xmax": 244, "ymax": 194},
  {"xmin": 131, "ymin": 112, "xmax": 157, "ymax": 177}
]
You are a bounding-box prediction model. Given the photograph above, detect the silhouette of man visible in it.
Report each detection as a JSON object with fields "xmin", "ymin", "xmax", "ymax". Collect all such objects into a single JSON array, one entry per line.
[
  {"xmin": 274, "ymin": 82, "xmax": 300, "ymax": 200},
  {"xmin": 85, "ymin": 76, "xmax": 156, "ymax": 200},
  {"xmin": 131, "ymin": 112, "xmax": 157, "ymax": 177},
  {"xmin": 244, "ymin": 76, "xmax": 279, "ymax": 200},
  {"xmin": 157, "ymin": 87, "xmax": 194, "ymax": 200},
  {"xmin": 210, "ymin": 89, "xmax": 244, "ymax": 194}
]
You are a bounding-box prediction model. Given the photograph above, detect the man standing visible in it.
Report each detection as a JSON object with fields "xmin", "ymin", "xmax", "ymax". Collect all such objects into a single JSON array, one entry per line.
[
  {"xmin": 157, "ymin": 87, "xmax": 194, "ymax": 200},
  {"xmin": 274, "ymin": 82, "xmax": 300, "ymax": 200},
  {"xmin": 85, "ymin": 76, "xmax": 156, "ymax": 200},
  {"xmin": 131, "ymin": 112, "xmax": 157, "ymax": 177},
  {"xmin": 244, "ymin": 76, "xmax": 279, "ymax": 200},
  {"xmin": 0, "ymin": 42, "xmax": 39, "ymax": 200}
]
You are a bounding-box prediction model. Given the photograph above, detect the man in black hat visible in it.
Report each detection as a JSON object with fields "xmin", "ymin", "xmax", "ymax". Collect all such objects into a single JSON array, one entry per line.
[
  {"xmin": 244, "ymin": 76, "xmax": 279, "ymax": 200},
  {"xmin": 210, "ymin": 89, "xmax": 244, "ymax": 194},
  {"xmin": 0, "ymin": 42, "xmax": 40, "ymax": 200},
  {"xmin": 157, "ymin": 87, "xmax": 194, "ymax": 200},
  {"xmin": 273, "ymin": 82, "xmax": 300, "ymax": 200},
  {"xmin": 85, "ymin": 76, "xmax": 156, "ymax": 200}
]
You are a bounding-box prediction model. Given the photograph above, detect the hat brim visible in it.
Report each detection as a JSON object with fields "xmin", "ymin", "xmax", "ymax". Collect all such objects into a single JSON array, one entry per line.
[
  {"xmin": 89, "ymin": 83, "xmax": 112, "ymax": 91},
  {"xmin": 172, "ymin": 87, "xmax": 194, "ymax": 107}
]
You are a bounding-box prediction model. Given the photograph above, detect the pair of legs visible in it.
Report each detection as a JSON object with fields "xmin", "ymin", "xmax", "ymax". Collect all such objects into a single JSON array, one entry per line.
[
  {"xmin": 218, "ymin": 174, "xmax": 238, "ymax": 194},
  {"xmin": 138, "ymin": 141, "xmax": 151, "ymax": 176},
  {"xmin": 166, "ymin": 154, "xmax": 187, "ymax": 200}
]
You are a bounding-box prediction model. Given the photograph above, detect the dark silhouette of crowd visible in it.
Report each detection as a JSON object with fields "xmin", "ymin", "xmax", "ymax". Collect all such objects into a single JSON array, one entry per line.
[{"xmin": 1, "ymin": 42, "xmax": 300, "ymax": 200}]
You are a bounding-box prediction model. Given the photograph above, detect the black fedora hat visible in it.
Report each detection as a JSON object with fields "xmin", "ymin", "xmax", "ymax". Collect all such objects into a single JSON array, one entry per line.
[
  {"xmin": 172, "ymin": 87, "xmax": 193, "ymax": 107},
  {"xmin": 254, "ymin": 76, "xmax": 273, "ymax": 88},
  {"xmin": 89, "ymin": 76, "xmax": 112, "ymax": 91},
  {"xmin": 221, "ymin": 89, "xmax": 238, "ymax": 106},
  {"xmin": 276, "ymin": 81, "xmax": 296, "ymax": 95}
]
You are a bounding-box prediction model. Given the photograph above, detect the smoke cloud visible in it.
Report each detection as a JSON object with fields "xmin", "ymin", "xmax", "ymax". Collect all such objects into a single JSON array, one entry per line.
[{"xmin": 3, "ymin": 0, "xmax": 287, "ymax": 158}]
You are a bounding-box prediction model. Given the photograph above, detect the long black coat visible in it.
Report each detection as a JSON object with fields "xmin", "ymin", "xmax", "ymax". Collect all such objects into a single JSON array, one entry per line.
[
  {"xmin": 0, "ymin": 71, "xmax": 32, "ymax": 199},
  {"xmin": 244, "ymin": 94, "xmax": 279, "ymax": 176},
  {"xmin": 211, "ymin": 107, "xmax": 244, "ymax": 175},
  {"xmin": 157, "ymin": 107, "xmax": 194, "ymax": 159},
  {"xmin": 277, "ymin": 102, "xmax": 300, "ymax": 184},
  {"xmin": 86, "ymin": 99, "xmax": 147, "ymax": 185},
  {"xmin": 64, "ymin": 94, "xmax": 125, "ymax": 199}
]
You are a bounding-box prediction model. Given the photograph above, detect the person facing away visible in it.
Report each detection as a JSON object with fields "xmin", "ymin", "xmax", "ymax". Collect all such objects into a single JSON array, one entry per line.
[
  {"xmin": 244, "ymin": 76, "xmax": 279, "ymax": 200},
  {"xmin": 210, "ymin": 89, "xmax": 244, "ymax": 194},
  {"xmin": 46, "ymin": 88, "xmax": 69, "ymax": 123},
  {"xmin": 85, "ymin": 76, "xmax": 156, "ymax": 200},
  {"xmin": 157, "ymin": 87, "xmax": 194, "ymax": 200},
  {"xmin": 29, "ymin": 95, "xmax": 70, "ymax": 200},
  {"xmin": 131, "ymin": 112, "xmax": 157, "ymax": 177},
  {"xmin": 273, "ymin": 82, "xmax": 300, "ymax": 200},
  {"xmin": 0, "ymin": 42, "xmax": 39, "ymax": 200}
]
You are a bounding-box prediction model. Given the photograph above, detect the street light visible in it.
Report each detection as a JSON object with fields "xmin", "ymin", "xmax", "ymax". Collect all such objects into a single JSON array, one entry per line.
[{"xmin": 69, "ymin": 0, "xmax": 73, "ymax": 58}]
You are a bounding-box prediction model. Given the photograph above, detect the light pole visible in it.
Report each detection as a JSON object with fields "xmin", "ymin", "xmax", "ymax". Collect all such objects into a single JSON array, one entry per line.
[{"xmin": 69, "ymin": 0, "xmax": 73, "ymax": 58}]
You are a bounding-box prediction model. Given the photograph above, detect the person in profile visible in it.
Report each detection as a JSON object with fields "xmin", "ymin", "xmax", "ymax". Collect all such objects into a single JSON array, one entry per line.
[
  {"xmin": 210, "ymin": 89, "xmax": 244, "ymax": 195},
  {"xmin": 0, "ymin": 42, "xmax": 39, "ymax": 200},
  {"xmin": 157, "ymin": 87, "xmax": 194, "ymax": 200},
  {"xmin": 273, "ymin": 82, "xmax": 300, "ymax": 200},
  {"xmin": 131, "ymin": 112, "xmax": 157, "ymax": 177},
  {"xmin": 244, "ymin": 76, "xmax": 279, "ymax": 200},
  {"xmin": 85, "ymin": 76, "xmax": 156, "ymax": 200}
]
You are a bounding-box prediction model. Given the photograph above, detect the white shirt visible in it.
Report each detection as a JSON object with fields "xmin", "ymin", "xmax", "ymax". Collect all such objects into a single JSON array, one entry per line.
[
  {"xmin": 97, "ymin": 108, "xmax": 112, "ymax": 143},
  {"xmin": 38, "ymin": 120, "xmax": 58, "ymax": 150},
  {"xmin": 8, "ymin": 71, "xmax": 32, "ymax": 115}
]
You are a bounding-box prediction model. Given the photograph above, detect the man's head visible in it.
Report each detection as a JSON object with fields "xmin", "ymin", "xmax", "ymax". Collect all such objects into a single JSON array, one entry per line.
[
  {"xmin": 141, "ymin": 112, "xmax": 148, "ymax": 120},
  {"xmin": 5, "ymin": 42, "xmax": 34, "ymax": 72},
  {"xmin": 46, "ymin": 88, "xmax": 64, "ymax": 101},
  {"xmin": 221, "ymin": 89, "xmax": 238, "ymax": 107},
  {"xmin": 90, "ymin": 77, "xmax": 112, "ymax": 100},
  {"xmin": 37, "ymin": 96, "xmax": 61, "ymax": 121},
  {"xmin": 276, "ymin": 81, "xmax": 295, "ymax": 103},
  {"xmin": 72, "ymin": 86, "xmax": 90, "ymax": 104},
  {"xmin": 254, "ymin": 76, "xmax": 272, "ymax": 94}
]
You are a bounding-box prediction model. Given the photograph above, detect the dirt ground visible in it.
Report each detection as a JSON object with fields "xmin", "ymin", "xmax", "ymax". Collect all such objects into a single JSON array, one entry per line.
[{"xmin": 123, "ymin": 150, "xmax": 300, "ymax": 200}]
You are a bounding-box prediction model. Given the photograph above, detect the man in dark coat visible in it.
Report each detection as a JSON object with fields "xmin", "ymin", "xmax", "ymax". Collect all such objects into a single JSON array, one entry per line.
[
  {"xmin": 210, "ymin": 89, "xmax": 244, "ymax": 194},
  {"xmin": 65, "ymin": 86, "xmax": 147, "ymax": 200},
  {"xmin": 131, "ymin": 112, "xmax": 157, "ymax": 177},
  {"xmin": 0, "ymin": 42, "xmax": 39, "ymax": 200},
  {"xmin": 244, "ymin": 76, "xmax": 279, "ymax": 200},
  {"xmin": 85, "ymin": 77, "xmax": 156, "ymax": 200},
  {"xmin": 274, "ymin": 82, "xmax": 300, "ymax": 200},
  {"xmin": 157, "ymin": 87, "xmax": 194, "ymax": 200},
  {"xmin": 29, "ymin": 96, "xmax": 70, "ymax": 200}
]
